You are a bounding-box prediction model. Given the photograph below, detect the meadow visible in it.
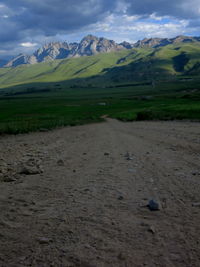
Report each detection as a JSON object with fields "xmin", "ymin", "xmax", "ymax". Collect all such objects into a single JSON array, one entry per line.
[{"xmin": 0, "ymin": 78, "xmax": 200, "ymax": 134}]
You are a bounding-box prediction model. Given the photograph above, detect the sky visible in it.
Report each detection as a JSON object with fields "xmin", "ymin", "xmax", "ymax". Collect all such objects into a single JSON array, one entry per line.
[{"xmin": 0, "ymin": 0, "xmax": 200, "ymax": 58}]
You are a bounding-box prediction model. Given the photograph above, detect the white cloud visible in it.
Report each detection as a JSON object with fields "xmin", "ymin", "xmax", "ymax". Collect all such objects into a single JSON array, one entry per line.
[
  {"xmin": 86, "ymin": 13, "xmax": 191, "ymax": 43},
  {"xmin": 0, "ymin": 49, "xmax": 6, "ymax": 53},
  {"xmin": 20, "ymin": 42, "xmax": 38, "ymax": 47},
  {"xmin": 122, "ymin": 14, "xmax": 141, "ymax": 22}
]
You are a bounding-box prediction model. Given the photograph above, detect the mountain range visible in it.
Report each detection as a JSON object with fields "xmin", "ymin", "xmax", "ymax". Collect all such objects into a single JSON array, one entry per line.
[
  {"xmin": 0, "ymin": 34, "xmax": 200, "ymax": 89},
  {"xmin": 4, "ymin": 35, "xmax": 200, "ymax": 68}
]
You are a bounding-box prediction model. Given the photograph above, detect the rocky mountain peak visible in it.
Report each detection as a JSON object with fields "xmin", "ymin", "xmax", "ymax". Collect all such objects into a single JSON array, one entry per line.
[
  {"xmin": 3, "ymin": 34, "xmax": 200, "ymax": 68},
  {"xmin": 133, "ymin": 35, "xmax": 200, "ymax": 48},
  {"xmin": 81, "ymin": 34, "xmax": 99, "ymax": 42},
  {"xmin": 4, "ymin": 35, "xmax": 130, "ymax": 67}
]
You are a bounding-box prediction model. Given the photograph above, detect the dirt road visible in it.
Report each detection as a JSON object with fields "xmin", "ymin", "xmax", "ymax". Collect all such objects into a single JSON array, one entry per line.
[{"xmin": 0, "ymin": 119, "xmax": 200, "ymax": 267}]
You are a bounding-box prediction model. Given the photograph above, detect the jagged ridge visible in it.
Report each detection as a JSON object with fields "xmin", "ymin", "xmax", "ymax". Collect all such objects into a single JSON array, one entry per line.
[
  {"xmin": 5, "ymin": 35, "xmax": 130, "ymax": 67},
  {"xmin": 3, "ymin": 35, "xmax": 200, "ymax": 68}
]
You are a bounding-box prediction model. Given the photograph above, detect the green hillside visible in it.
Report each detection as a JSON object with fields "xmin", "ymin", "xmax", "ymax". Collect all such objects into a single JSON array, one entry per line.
[{"xmin": 0, "ymin": 43, "xmax": 200, "ymax": 89}]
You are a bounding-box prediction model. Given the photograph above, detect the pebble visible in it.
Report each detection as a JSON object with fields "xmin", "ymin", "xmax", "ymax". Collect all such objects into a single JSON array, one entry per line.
[
  {"xmin": 148, "ymin": 225, "xmax": 156, "ymax": 234},
  {"xmin": 37, "ymin": 237, "xmax": 52, "ymax": 244},
  {"xmin": 19, "ymin": 166, "xmax": 42, "ymax": 175},
  {"xmin": 125, "ymin": 152, "xmax": 133, "ymax": 160},
  {"xmin": 192, "ymin": 202, "xmax": 200, "ymax": 207},
  {"xmin": 118, "ymin": 252, "xmax": 126, "ymax": 260},
  {"xmin": 192, "ymin": 172, "xmax": 199, "ymax": 176},
  {"xmin": 148, "ymin": 199, "xmax": 160, "ymax": 211},
  {"xmin": 57, "ymin": 159, "xmax": 64, "ymax": 166},
  {"xmin": 3, "ymin": 175, "xmax": 17, "ymax": 182},
  {"xmin": 128, "ymin": 169, "xmax": 136, "ymax": 173}
]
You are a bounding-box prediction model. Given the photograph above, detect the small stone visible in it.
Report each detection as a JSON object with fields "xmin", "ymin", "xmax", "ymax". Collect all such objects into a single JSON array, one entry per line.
[
  {"xmin": 19, "ymin": 256, "xmax": 26, "ymax": 262},
  {"xmin": 19, "ymin": 165, "xmax": 42, "ymax": 175},
  {"xmin": 125, "ymin": 152, "xmax": 133, "ymax": 160},
  {"xmin": 57, "ymin": 159, "xmax": 64, "ymax": 166},
  {"xmin": 118, "ymin": 252, "xmax": 126, "ymax": 261},
  {"xmin": 148, "ymin": 199, "xmax": 160, "ymax": 211},
  {"xmin": 37, "ymin": 237, "xmax": 52, "ymax": 244},
  {"xmin": 128, "ymin": 169, "xmax": 135, "ymax": 173},
  {"xmin": 192, "ymin": 202, "xmax": 200, "ymax": 207},
  {"xmin": 148, "ymin": 225, "xmax": 156, "ymax": 234},
  {"xmin": 3, "ymin": 175, "xmax": 17, "ymax": 182},
  {"xmin": 84, "ymin": 188, "xmax": 90, "ymax": 192}
]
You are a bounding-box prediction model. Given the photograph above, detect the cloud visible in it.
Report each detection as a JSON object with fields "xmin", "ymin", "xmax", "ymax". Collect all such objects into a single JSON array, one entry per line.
[
  {"xmin": 87, "ymin": 13, "xmax": 190, "ymax": 43},
  {"xmin": 20, "ymin": 42, "xmax": 38, "ymax": 48},
  {"xmin": 124, "ymin": 0, "xmax": 200, "ymax": 20},
  {"xmin": 3, "ymin": 0, "xmax": 116, "ymax": 34},
  {"xmin": 0, "ymin": 0, "xmax": 199, "ymax": 57}
]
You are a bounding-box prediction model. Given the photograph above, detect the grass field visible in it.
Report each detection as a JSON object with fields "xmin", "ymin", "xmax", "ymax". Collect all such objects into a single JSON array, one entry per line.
[{"xmin": 0, "ymin": 79, "xmax": 200, "ymax": 134}]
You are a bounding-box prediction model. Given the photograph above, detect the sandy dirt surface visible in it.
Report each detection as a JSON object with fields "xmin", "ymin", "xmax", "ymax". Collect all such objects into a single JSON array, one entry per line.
[{"xmin": 0, "ymin": 119, "xmax": 200, "ymax": 267}]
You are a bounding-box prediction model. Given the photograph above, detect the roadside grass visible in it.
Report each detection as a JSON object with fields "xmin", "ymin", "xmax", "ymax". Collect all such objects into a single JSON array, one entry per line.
[{"xmin": 0, "ymin": 81, "xmax": 200, "ymax": 134}]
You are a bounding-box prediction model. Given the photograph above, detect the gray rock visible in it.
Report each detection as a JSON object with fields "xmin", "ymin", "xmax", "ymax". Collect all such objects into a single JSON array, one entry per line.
[
  {"xmin": 0, "ymin": 160, "xmax": 8, "ymax": 174},
  {"xmin": 192, "ymin": 172, "xmax": 200, "ymax": 176},
  {"xmin": 5, "ymin": 35, "xmax": 130, "ymax": 67},
  {"xmin": 148, "ymin": 199, "xmax": 160, "ymax": 211},
  {"xmin": 3, "ymin": 175, "xmax": 17, "ymax": 182},
  {"xmin": 37, "ymin": 237, "xmax": 52, "ymax": 244},
  {"xmin": 192, "ymin": 202, "xmax": 200, "ymax": 207},
  {"xmin": 148, "ymin": 225, "xmax": 156, "ymax": 234},
  {"xmin": 19, "ymin": 158, "xmax": 43, "ymax": 175},
  {"xmin": 128, "ymin": 169, "xmax": 136, "ymax": 173},
  {"xmin": 125, "ymin": 152, "xmax": 134, "ymax": 160},
  {"xmin": 19, "ymin": 165, "xmax": 42, "ymax": 175},
  {"xmin": 57, "ymin": 159, "xmax": 64, "ymax": 166},
  {"xmin": 118, "ymin": 252, "xmax": 126, "ymax": 260}
]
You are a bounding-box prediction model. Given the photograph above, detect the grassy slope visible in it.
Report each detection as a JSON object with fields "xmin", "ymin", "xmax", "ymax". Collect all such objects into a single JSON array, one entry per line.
[
  {"xmin": 0, "ymin": 43, "xmax": 200, "ymax": 88},
  {"xmin": 0, "ymin": 50, "xmax": 132, "ymax": 88}
]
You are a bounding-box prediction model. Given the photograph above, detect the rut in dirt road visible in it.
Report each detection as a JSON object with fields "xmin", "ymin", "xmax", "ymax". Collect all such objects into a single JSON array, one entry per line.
[{"xmin": 0, "ymin": 119, "xmax": 200, "ymax": 267}]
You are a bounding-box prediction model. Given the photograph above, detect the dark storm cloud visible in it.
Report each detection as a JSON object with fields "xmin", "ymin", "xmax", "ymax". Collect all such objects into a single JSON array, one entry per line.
[
  {"xmin": 2, "ymin": 0, "xmax": 116, "ymax": 35},
  {"xmin": 124, "ymin": 0, "xmax": 200, "ymax": 19}
]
